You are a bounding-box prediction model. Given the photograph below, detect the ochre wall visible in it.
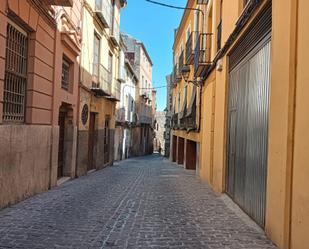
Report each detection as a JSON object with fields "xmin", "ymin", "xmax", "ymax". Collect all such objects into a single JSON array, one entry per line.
[
  {"xmin": 172, "ymin": 0, "xmax": 309, "ymax": 248},
  {"xmin": 290, "ymin": 0, "xmax": 309, "ymax": 248},
  {"xmin": 265, "ymin": 0, "xmax": 297, "ymax": 248},
  {"xmin": 199, "ymin": 79, "xmax": 214, "ymax": 183}
]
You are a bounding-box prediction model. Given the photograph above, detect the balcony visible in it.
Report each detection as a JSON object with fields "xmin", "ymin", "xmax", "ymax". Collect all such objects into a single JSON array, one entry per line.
[
  {"xmin": 196, "ymin": 0, "xmax": 209, "ymax": 4},
  {"xmin": 186, "ymin": 31, "xmax": 198, "ymax": 65},
  {"xmin": 108, "ymin": 80, "xmax": 121, "ymax": 101},
  {"xmin": 140, "ymin": 115, "xmax": 152, "ymax": 124},
  {"xmin": 173, "ymin": 64, "xmax": 182, "ymax": 84},
  {"xmin": 181, "ymin": 86, "xmax": 197, "ymax": 130},
  {"xmin": 171, "ymin": 113, "xmax": 179, "ymax": 129},
  {"xmin": 45, "ymin": 0, "xmax": 73, "ymax": 6},
  {"xmin": 110, "ymin": 18, "xmax": 120, "ymax": 47},
  {"xmin": 94, "ymin": 0, "xmax": 112, "ymax": 28},
  {"xmin": 194, "ymin": 33, "xmax": 212, "ymax": 77},
  {"xmin": 116, "ymin": 107, "xmax": 126, "ymax": 123},
  {"xmin": 117, "ymin": 51, "xmax": 126, "ymax": 82},
  {"xmin": 92, "ymin": 63, "xmax": 111, "ymax": 96},
  {"xmin": 179, "ymin": 51, "xmax": 184, "ymax": 72}
]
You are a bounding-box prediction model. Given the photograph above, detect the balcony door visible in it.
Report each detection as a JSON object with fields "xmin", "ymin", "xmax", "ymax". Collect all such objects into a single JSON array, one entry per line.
[
  {"xmin": 88, "ymin": 112, "xmax": 97, "ymax": 171},
  {"xmin": 104, "ymin": 117, "xmax": 110, "ymax": 164},
  {"xmin": 93, "ymin": 34, "xmax": 100, "ymax": 85},
  {"xmin": 108, "ymin": 52, "xmax": 113, "ymax": 83}
]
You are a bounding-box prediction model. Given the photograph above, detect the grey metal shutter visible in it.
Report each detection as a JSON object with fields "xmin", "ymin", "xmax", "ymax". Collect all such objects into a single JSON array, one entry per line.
[
  {"xmin": 226, "ymin": 2, "xmax": 272, "ymax": 227},
  {"xmin": 229, "ymin": 1, "xmax": 272, "ymax": 71}
]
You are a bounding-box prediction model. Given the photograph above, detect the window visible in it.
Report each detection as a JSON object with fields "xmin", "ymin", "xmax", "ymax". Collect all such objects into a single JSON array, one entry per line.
[
  {"xmin": 108, "ymin": 52, "xmax": 113, "ymax": 83},
  {"xmin": 93, "ymin": 34, "xmax": 100, "ymax": 80},
  {"xmin": 3, "ymin": 22, "xmax": 28, "ymax": 122},
  {"xmin": 61, "ymin": 57, "xmax": 71, "ymax": 90}
]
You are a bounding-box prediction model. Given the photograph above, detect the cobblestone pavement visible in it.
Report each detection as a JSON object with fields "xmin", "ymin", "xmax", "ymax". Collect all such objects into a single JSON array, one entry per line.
[{"xmin": 0, "ymin": 154, "xmax": 278, "ymax": 249}]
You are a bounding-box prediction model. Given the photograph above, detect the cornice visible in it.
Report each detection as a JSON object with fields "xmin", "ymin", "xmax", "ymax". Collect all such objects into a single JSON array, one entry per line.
[{"xmin": 28, "ymin": 0, "xmax": 57, "ymax": 28}]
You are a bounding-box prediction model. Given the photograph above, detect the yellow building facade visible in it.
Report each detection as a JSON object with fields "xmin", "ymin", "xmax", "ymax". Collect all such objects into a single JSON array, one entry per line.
[
  {"xmin": 77, "ymin": 0, "xmax": 126, "ymax": 176},
  {"xmin": 170, "ymin": 0, "xmax": 309, "ymax": 248}
]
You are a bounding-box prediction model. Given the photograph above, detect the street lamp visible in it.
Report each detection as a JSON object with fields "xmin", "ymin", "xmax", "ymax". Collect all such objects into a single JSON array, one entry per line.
[{"xmin": 181, "ymin": 65, "xmax": 202, "ymax": 87}]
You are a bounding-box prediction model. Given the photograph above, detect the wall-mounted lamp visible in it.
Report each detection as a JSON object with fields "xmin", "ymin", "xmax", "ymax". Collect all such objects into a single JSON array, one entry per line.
[{"xmin": 181, "ymin": 65, "xmax": 203, "ymax": 87}]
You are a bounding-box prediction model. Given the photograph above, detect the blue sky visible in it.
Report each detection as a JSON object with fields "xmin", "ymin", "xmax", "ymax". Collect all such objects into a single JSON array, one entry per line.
[{"xmin": 121, "ymin": 0, "xmax": 187, "ymax": 111}]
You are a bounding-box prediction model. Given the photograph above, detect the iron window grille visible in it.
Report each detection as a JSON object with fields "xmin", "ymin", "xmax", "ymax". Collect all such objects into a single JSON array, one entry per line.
[
  {"xmin": 3, "ymin": 22, "xmax": 28, "ymax": 122},
  {"xmin": 61, "ymin": 57, "xmax": 71, "ymax": 91}
]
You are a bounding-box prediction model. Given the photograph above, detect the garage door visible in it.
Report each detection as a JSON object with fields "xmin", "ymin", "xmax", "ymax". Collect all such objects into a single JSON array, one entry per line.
[{"xmin": 225, "ymin": 2, "xmax": 271, "ymax": 227}]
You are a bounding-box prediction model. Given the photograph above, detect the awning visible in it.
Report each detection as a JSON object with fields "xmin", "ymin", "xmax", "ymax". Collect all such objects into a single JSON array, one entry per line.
[
  {"xmin": 186, "ymin": 86, "xmax": 197, "ymax": 117},
  {"xmin": 178, "ymin": 91, "xmax": 187, "ymax": 119}
]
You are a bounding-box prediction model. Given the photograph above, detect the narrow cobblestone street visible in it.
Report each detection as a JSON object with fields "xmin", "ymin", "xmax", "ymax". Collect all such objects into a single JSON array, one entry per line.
[{"xmin": 0, "ymin": 155, "xmax": 277, "ymax": 249}]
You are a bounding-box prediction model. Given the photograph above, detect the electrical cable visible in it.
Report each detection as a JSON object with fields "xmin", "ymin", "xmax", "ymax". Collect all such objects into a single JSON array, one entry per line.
[{"xmin": 145, "ymin": 0, "xmax": 204, "ymax": 14}]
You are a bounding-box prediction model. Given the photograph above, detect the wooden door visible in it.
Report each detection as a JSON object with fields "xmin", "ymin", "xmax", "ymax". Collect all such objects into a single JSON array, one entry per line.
[
  {"xmin": 58, "ymin": 112, "xmax": 65, "ymax": 178},
  {"xmin": 88, "ymin": 112, "xmax": 96, "ymax": 171},
  {"xmin": 104, "ymin": 118, "xmax": 110, "ymax": 164}
]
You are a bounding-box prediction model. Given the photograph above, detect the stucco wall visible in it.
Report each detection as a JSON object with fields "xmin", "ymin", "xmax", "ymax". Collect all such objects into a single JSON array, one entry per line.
[
  {"xmin": 290, "ymin": 0, "xmax": 309, "ymax": 248},
  {"xmin": 266, "ymin": 0, "xmax": 297, "ymax": 248},
  {"xmin": 0, "ymin": 125, "xmax": 53, "ymax": 209},
  {"xmin": 199, "ymin": 80, "xmax": 215, "ymax": 184}
]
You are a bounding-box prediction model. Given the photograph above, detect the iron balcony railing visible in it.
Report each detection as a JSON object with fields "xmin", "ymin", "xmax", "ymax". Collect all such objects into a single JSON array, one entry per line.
[
  {"xmin": 140, "ymin": 115, "xmax": 152, "ymax": 124},
  {"xmin": 173, "ymin": 63, "xmax": 182, "ymax": 83},
  {"xmin": 92, "ymin": 63, "xmax": 111, "ymax": 96},
  {"xmin": 109, "ymin": 79, "xmax": 121, "ymax": 101},
  {"xmin": 117, "ymin": 51, "xmax": 126, "ymax": 82},
  {"xmin": 194, "ymin": 33, "xmax": 213, "ymax": 77},
  {"xmin": 179, "ymin": 51, "xmax": 184, "ymax": 72},
  {"xmin": 179, "ymin": 116, "xmax": 186, "ymax": 130},
  {"xmin": 182, "ymin": 104, "xmax": 197, "ymax": 130},
  {"xmin": 171, "ymin": 113, "xmax": 179, "ymax": 129},
  {"xmin": 110, "ymin": 18, "xmax": 120, "ymax": 46},
  {"xmin": 196, "ymin": 0, "xmax": 209, "ymax": 4},
  {"xmin": 186, "ymin": 31, "xmax": 198, "ymax": 65},
  {"xmin": 217, "ymin": 19, "xmax": 222, "ymax": 52},
  {"xmin": 116, "ymin": 107, "xmax": 125, "ymax": 123},
  {"xmin": 179, "ymin": 87, "xmax": 197, "ymax": 130},
  {"xmin": 94, "ymin": 0, "xmax": 112, "ymax": 28},
  {"xmin": 179, "ymin": 109, "xmax": 197, "ymax": 130}
]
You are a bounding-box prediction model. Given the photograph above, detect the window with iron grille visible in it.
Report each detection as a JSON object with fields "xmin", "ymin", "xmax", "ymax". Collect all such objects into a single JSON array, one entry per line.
[
  {"xmin": 3, "ymin": 22, "xmax": 28, "ymax": 122},
  {"xmin": 61, "ymin": 57, "xmax": 70, "ymax": 90}
]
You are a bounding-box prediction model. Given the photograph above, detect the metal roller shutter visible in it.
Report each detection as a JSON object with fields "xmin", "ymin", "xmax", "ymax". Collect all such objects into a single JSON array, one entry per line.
[{"xmin": 226, "ymin": 1, "xmax": 272, "ymax": 227}]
